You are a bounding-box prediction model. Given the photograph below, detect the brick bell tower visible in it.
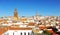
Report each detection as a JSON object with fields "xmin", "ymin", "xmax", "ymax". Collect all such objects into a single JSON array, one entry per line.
[{"xmin": 14, "ymin": 8, "xmax": 18, "ymax": 20}]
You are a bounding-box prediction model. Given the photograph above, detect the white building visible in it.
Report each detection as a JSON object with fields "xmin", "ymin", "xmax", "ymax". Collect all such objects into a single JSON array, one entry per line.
[{"xmin": 2, "ymin": 27, "xmax": 33, "ymax": 35}]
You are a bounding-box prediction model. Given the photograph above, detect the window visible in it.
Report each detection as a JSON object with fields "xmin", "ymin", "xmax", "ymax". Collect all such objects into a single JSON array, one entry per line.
[
  {"xmin": 28, "ymin": 32, "xmax": 30, "ymax": 35},
  {"xmin": 13, "ymin": 32, "xmax": 14, "ymax": 35},
  {"xmin": 21, "ymin": 32, "xmax": 22, "ymax": 35},
  {"xmin": 24, "ymin": 32, "xmax": 26, "ymax": 35}
]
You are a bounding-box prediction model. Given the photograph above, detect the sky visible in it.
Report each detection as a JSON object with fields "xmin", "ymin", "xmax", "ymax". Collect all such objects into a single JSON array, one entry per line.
[{"xmin": 0, "ymin": 0, "xmax": 60, "ymax": 17}]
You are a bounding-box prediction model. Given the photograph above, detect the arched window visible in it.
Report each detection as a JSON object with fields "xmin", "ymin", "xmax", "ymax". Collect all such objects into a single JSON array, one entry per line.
[
  {"xmin": 28, "ymin": 32, "xmax": 30, "ymax": 35},
  {"xmin": 24, "ymin": 32, "xmax": 26, "ymax": 35},
  {"xmin": 21, "ymin": 32, "xmax": 22, "ymax": 35},
  {"xmin": 13, "ymin": 32, "xmax": 14, "ymax": 35}
]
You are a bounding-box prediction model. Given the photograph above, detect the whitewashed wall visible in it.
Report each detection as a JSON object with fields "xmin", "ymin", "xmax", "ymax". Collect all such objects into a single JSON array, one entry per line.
[{"xmin": 2, "ymin": 30, "xmax": 33, "ymax": 35}]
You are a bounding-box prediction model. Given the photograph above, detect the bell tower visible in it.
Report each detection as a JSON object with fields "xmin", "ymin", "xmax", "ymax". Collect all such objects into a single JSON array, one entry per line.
[
  {"xmin": 36, "ymin": 10, "xmax": 38, "ymax": 17},
  {"xmin": 14, "ymin": 8, "xmax": 18, "ymax": 20}
]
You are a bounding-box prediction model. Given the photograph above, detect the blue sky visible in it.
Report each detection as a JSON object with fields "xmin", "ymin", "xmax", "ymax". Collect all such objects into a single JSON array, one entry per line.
[{"xmin": 0, "ymin": 0, "xmax": 60, "ymax": 17}]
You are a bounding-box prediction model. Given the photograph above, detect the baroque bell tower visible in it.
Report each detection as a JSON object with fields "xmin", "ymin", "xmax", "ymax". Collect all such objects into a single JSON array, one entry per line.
[
  {"xmin": 14, "ymin": 8, "xmax": 18, "ymax": 20},
  {"xmin": 36, "ymin": 10, "xmax": 38, "ymax": 17}
]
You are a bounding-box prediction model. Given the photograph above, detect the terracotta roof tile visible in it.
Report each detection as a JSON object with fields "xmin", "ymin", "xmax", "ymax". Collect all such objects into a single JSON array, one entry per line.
[{"xmin": 8, "ymin": 26, "xmax": 32, "ymax": 30}]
